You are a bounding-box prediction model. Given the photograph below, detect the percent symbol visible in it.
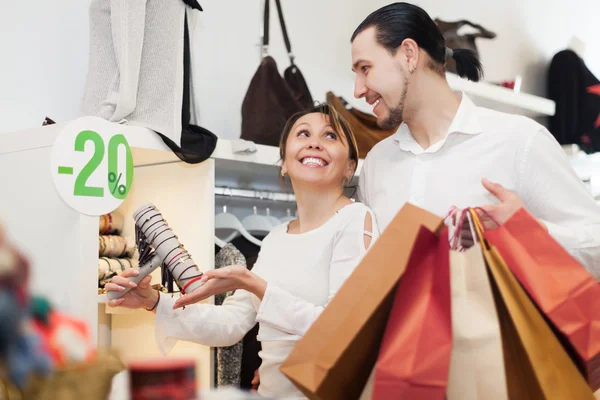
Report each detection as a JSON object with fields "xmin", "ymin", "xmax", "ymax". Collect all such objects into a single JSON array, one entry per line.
[{"xmin": 108, "ymin": 172, "xmax": 127, "ymax": 195}]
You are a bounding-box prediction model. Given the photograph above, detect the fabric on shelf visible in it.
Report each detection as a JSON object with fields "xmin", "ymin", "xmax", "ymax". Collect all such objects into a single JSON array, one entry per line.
[
  {"xmin": 99, "ymin": 212, "xmax": 125, "ymax": 235},
  {"xmin": 99, "ymin": 235, "xmax": 135, "ymax": 258}
]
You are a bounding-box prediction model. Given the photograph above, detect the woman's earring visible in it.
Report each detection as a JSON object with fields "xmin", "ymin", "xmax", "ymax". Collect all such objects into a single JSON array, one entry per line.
[
  {"xmin": 281, "ymin": 170, "xmax": 286, "ymax": 177},
  {"xmin": 342, "ymin": 176, "xmax": 349, "ymax": 185}
]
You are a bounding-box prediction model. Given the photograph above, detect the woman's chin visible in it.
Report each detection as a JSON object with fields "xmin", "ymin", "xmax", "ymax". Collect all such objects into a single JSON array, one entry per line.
[{"xmin": 289, "ymin": 173, "xmax": 337, "ymax": 189}]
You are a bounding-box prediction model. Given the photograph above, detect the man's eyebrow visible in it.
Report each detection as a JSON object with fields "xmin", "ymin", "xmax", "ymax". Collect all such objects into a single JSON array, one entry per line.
[{"xmin": 352, "ymin": 59, "xmax": 367, "ymax": 72}]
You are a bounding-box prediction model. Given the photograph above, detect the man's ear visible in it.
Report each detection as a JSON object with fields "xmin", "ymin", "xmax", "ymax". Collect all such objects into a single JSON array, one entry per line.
[{"xmin": 399, "ymin": 38, "xmax": 420, "ymax": 70}]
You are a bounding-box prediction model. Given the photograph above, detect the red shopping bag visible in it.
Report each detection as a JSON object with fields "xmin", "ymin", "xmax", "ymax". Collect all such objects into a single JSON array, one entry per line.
[
  {"xmin": 483, "ymin": 207, "xmax": 600, "ymax": 390},
  {"xmin": 372, "ymin": 226, "xmax": 452, "ymax": 400}
]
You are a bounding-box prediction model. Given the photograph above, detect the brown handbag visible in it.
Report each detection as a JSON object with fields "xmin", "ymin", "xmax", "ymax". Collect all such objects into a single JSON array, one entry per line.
[
  {"xmin": 435, "ymin": 19, "xmax": 496, "ymax": 74},
  {"xmin": 327, "ymin": 92, "xmax": 398, "ymax": 158},
  {"xmin": 241, "ymin": 0, "xmax": 313, "ymax": 146}
]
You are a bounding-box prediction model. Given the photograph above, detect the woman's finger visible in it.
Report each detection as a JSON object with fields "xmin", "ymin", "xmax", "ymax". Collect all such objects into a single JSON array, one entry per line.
[
  {"xmin": 137, "ymin": 275, "xmax": 152, "ymax": 289},
  {"xmin": 104, "ymin": 282, "xmax": 126, "ymax": 292},
  {"xmin": 110, "ymin": 276, "xmax": 138, "ymax": 288},
  {"xmin": 108, "ymin": 298, "xmax": 125, "ymax": 308},
  {"xmin": 120, "ymin": 268, "xmax": 140, "ymax": 278},
  {"xmin": 173, "ymin": 292, "xmax": 207, "ymax": 309}
]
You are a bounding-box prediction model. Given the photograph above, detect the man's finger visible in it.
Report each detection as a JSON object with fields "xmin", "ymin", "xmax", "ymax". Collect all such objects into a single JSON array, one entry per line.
[{"xmin": 482, "ymin": 178, "xmax": 511, "ymax": 202}]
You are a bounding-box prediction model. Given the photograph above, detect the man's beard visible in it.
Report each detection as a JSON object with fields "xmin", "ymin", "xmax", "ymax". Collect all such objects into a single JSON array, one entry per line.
[{"xmin": 377, "ymin": 80, "xmax": 408, "ymax": 130}]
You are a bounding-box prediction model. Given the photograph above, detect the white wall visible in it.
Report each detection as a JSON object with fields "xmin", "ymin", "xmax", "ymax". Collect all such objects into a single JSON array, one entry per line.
[
  {"xmin": 2, "ymin": 0, "xmax": 600, "ymax": 138},
  {"xmin": 0, "ymin": 1, "xmax": 89, "ymax": 133}
]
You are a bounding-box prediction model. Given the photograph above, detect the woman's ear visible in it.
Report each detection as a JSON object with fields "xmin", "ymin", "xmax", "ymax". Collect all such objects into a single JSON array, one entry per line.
[
  {"xmin": 346, "ymin": 160, "xmax": 357, "ymax": 180},
  {"xmin": 281, "ymin": 161, "xmax": 288, "ymax": 177}
]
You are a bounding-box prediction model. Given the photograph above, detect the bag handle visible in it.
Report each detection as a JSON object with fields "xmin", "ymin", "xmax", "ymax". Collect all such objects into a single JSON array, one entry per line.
[
  {"xmin": 468, "ymin": 209, "xmax": 488, "ymax": 249},
  {"xmin": 262, "ymin": 0, "xmax": 295, "ymax": 64}
]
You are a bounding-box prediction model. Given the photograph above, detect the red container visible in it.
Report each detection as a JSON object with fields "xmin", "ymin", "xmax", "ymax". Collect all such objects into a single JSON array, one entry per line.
[{"xmin": 128, "ymin": 358, "xmax": 197, "ymax": 400}]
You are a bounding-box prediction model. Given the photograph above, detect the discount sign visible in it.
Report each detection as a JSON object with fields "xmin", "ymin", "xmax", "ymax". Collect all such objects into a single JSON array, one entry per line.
[{"xmin": 51, "ymin": 117, "xmax": 134, "ymax": 216}]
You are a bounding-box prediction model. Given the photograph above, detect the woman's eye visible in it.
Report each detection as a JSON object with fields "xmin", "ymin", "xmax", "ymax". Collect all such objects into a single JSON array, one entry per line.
[
  {"xmin": 362, "ymin": 66, "xmax": 369, "ymax": 73},
  {"xmin": 326, "ymin": 132, "xmax": 337, "ymax": 140},
  {"xmin": 297, "ymin": 130, "xmax": 309, "ymax": 137}
]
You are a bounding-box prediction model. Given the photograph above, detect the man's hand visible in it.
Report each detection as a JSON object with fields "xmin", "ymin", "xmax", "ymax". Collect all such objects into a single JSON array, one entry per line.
[{"xmin": 479, "ymin": 178, "xmax": 523, "ymax": 225}]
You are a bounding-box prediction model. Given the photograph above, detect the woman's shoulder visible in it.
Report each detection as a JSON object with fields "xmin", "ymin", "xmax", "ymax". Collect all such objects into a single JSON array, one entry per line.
[
  {"xmin": 337, "ymin": 201, "xmax": 375, "ymax": 219},
  {"xmin": 334, "ymin": 201, "xmax": 378, "ymax": 232}
]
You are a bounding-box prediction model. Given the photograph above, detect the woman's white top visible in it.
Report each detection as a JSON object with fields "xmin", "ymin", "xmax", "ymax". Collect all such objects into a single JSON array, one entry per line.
[{"xmin": 154, "ymin": 202, "xmax": 379, "ymax": 399}]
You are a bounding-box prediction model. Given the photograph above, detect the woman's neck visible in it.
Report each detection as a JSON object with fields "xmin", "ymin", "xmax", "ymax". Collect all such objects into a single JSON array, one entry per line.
[{"xmin": 290, "ymin": 186, "xmax": 351, "ymax": 233}]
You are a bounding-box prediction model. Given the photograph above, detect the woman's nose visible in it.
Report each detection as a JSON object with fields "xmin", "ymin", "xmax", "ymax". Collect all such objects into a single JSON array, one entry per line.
[{"xmin": 307, "ymin": 138, "xmax": 322, "ymax": 150}]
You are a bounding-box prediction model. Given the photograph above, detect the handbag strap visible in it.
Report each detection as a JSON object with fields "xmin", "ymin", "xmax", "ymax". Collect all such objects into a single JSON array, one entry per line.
[{"xmin": 262, "ymin": 0, "xmax": 295, "ymax": 65}]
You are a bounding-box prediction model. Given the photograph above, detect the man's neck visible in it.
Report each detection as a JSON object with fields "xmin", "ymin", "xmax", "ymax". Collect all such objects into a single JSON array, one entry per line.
[{"xmin": 403, "ymin": 74, "xmax": 461, "ymax": 150}]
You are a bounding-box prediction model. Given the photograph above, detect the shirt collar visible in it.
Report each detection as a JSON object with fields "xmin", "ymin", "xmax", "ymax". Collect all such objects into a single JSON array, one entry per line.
[{"xmin": 392, "ymin": 92, "xmax": 483, "ymax": 154}]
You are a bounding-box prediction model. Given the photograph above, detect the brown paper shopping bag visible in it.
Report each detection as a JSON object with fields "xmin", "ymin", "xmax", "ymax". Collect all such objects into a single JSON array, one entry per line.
[
  {"xmin": 280, "ymin": 203, "xmax": 443, "ymax": 400},
  {"xmin": 447, "ymin": 211, "xmax": 507, "ymax": 400},
  {"xmin": 470, "ymin": 209, "xmax": 595, "ymax": 400}
]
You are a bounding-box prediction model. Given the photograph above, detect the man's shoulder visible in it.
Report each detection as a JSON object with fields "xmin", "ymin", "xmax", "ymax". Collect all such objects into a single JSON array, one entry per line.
[{"xmin": 476, "ymin": 106, "xmax": 544, "ymax": 142}]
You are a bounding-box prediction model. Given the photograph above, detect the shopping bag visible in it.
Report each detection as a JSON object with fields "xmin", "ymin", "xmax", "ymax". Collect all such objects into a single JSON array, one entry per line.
[
  {"xmin": 371, "ymin": 226, "xmax": 451, "ymax": 400},
  {"xmin": 470, "ymin": 209, "xmax": 595, "ymax": 400},
  {"xmin": 280, "ymin": 203, "xmax": 444, "ymax": 400},
  {"xmin": 446, "ymin": 211, "xmax": 508, "ymax": 400},
  {"xmin": 483, "ymin": 207, "xmax": 600, "ymax": 390}
]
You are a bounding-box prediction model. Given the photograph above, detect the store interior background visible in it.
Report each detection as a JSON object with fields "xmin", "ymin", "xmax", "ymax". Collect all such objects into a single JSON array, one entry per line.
[{"xmin": 2, "ymin": 0, "xmax": 600, "ymax": 138}]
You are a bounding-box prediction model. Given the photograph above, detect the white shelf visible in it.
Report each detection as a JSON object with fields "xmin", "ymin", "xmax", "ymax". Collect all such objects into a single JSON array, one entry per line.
[
  {"xmin": 0, "ymin": 118, "xmax": 362, "ymax": 193},
  {"xmin": 446, "ymin": 73, "xmax": 556, "ymax": 117}
]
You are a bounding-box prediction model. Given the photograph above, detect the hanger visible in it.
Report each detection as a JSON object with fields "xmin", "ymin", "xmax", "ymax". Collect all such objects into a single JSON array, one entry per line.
[
  {"xmin": 215, "ymin": 192, "xmax": 263, "ymax": 246},
  {"xmin": 265, "ymin": 207, "xmax": 281, "ymax": 226},
  {"xmin": 242, "ymin": 205, "xmax": 273, "ymax": 234},
  {"xmin": 215, "ymin": 235, "xmax": 227, "ymax": 249},
  {"xmin": 280, "ymin": 208, "xmax": 296, "ymax": 223}
]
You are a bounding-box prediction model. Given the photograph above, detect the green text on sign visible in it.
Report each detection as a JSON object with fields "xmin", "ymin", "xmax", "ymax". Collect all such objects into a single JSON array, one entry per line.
[{"xmin": 65, "ymin": 130, "xmax": 133, "ymax": 199}]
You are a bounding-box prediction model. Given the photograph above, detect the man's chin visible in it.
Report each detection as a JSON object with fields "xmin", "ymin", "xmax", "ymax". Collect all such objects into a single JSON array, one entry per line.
[{"xmin": 377, "ymin": 117, "xmax": 399, "ymax": 130}]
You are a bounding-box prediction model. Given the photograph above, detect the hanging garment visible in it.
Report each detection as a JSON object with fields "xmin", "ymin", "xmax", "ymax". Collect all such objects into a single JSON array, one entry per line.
[
  {"xmin": 81, "ymin": 0, "xmax": 217, "ymax": 164},
  {"xmin": 213, "ymin": 243, "xmax": 247, "ymax": 388},
  {"xmin": 548, "ymin": 50, "xmax": 600, "ymax": 153},
  {"xmin": 228, "ymin": 236, "xmax": 265, "ymax": 390}
]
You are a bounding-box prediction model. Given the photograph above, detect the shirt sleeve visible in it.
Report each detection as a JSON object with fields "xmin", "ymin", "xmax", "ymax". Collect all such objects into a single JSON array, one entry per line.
[
  {"xmin": 518, "ymin": 127, "xmax": 600, "ymax": 278},
  {"xmin": 154, "ymin": 288, "xmax": 259, "ymax": 355},
  {"xmin": 255, "ymin": 206, "xmax": 380, "ymax": 336}
]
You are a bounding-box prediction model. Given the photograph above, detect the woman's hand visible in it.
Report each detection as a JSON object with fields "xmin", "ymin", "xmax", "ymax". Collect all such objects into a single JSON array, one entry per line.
[
  {"xmin": 105, "ymin": 268, "xmax": 157, "ymax": 309},
  {"xmin": 172, "ymin": 265, "xmax": 266, "ymax": 310},
  {"xmin": 251, "ymin": 368, "xmax": 260, "ymax": 392}
]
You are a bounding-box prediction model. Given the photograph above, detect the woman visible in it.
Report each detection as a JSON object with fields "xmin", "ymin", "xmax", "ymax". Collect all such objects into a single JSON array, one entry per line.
[{"xmin": 106, "ymin": 103, "xmax": 380, "ymax": 399}]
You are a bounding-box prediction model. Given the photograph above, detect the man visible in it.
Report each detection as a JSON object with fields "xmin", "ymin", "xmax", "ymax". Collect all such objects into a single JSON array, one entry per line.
[{"xmin": 352, "ymin": 3, "xmax": 600, "ymax": 273}]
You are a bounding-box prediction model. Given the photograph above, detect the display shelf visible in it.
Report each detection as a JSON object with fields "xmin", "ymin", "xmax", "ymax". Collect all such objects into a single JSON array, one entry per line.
[
  {"xmin": 446, "ymin": 73, "xmax": 556, "ymax": 117},
  {"xmin": 0, "ymin": 118, "xmax": 363, "ymax": 192}
]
